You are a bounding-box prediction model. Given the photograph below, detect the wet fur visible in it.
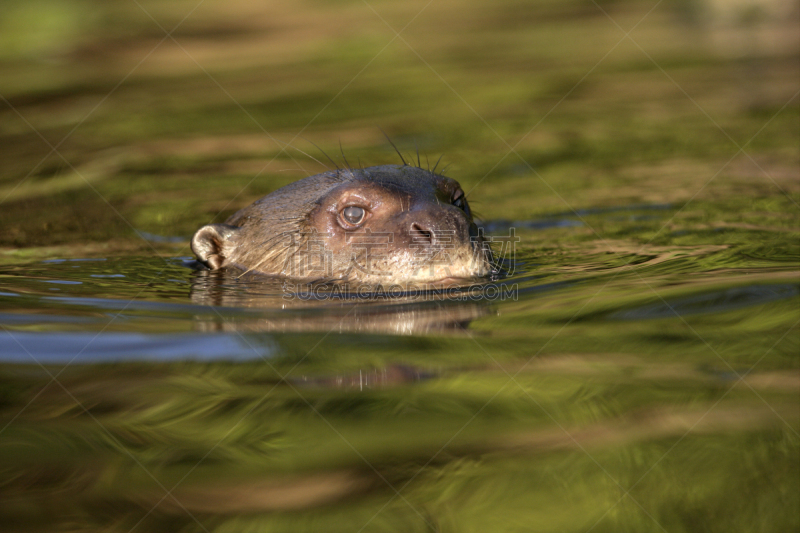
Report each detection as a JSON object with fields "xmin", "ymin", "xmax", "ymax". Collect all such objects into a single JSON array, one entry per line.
[{"xmin": 192, "ymin": 164, "xmax": 493, "ymax": 285}]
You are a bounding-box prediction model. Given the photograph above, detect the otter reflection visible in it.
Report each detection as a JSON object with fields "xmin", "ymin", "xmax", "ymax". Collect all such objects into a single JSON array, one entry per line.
[{"xmin": 189, "ymin": 268, "xmax": 495, "ymax": 336}]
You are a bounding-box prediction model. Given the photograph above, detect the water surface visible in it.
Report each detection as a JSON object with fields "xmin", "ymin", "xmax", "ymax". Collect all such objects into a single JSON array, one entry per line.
[{"xmin": 1, "ymin": 0, "xmax": 798, "ymax": 531}]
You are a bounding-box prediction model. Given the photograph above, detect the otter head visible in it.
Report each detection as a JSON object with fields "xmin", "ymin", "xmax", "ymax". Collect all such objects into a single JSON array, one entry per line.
[{"xmin": 191, "ymin": 165, "xmax": 494, "ymax": 287}]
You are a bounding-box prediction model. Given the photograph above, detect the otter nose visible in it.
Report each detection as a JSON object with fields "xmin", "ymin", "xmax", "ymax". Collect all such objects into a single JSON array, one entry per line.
[{"xmin": 410, "ymin": 222, "xmax": 435, "ymax": 246}]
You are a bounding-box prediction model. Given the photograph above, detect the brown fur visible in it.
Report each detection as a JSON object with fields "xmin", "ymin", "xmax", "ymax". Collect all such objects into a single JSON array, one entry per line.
[{"xmin": 191, "ymin": 165, "xmax": 492, "ymax": 286}]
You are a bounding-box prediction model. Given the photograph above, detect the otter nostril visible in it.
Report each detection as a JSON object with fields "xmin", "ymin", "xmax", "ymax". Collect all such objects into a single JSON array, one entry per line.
[{"xmin": 411, "ymin": 223, "xmax": 434, "ymax": 245}]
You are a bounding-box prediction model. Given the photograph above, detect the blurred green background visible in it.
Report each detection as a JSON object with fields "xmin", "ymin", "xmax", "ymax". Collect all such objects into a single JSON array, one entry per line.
[
  {"xmin": 1, "ymin": 0, "xmax": 797, "ymax": 255},
  {"xmin": 0, "ymin": 1, "xmax": 798, "ymax": 532}
]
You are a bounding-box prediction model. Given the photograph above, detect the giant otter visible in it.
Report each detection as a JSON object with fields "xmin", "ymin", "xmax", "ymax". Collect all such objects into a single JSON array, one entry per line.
[{"xmin": 191, "ymin": 164, "xmax": 494, "ymax": 287}]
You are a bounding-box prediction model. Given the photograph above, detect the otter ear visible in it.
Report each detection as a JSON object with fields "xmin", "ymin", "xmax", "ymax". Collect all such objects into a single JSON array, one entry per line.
[{"xmin": 191, "ymin": 224, "xmax": 240, "ymax": 270}]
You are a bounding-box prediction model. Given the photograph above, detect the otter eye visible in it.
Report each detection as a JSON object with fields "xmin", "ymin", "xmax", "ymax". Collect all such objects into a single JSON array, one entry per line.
[{"xmin": 341, "ymin": 206, "xmax": 366, "ymax": 226}]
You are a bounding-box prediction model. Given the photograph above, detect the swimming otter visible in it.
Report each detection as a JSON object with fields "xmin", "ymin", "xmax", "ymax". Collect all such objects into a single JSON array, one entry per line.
[{"xmin": 191, "ymin": 165, "xmax": 493, "ymax": 287}]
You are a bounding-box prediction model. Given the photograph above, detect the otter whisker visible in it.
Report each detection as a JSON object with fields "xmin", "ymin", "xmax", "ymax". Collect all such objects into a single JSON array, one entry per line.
[
  {"xmin": 239, "ymin": 231, "xmax": 300, "ymax": 277},
  {"xmin": 431, "ymin": 154, "xmax": 444, "ymax": 174},
  {"xmin": 267, "ymin": 135, "xmax": 331, "ymax": 172},
  {"xmin": 339, "ymin": 140, "xmax": 351, "ymax": 170},
  {"xmin": 258, "ymin": 228, "xmax": 301, "ymax": 246},
  {"xmin": 286, "ymin": 144, "xmax": 330, "ymax": 171},
  {"xmin": 249, "ymin": 231, "xmax": 293, "ymax": 253},
  {"xmin": 379, "ymin": 127, "xmax": 407, "ymax": 166},
  {"xmin": 302, "ymin": 137, "xmax": 340, "ymax": 171}
]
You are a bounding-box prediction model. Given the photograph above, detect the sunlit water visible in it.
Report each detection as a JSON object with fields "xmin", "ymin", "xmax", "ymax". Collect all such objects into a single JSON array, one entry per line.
[
  {"xmin": 2, "ymin": 0, "xmax": 798, "ymax": 526},
  {"xmin": 1, "ymin": 204, "xmax": 797, "ymax": 532}
]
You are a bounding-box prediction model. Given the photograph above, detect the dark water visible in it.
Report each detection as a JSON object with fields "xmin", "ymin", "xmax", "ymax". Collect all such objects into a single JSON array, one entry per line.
[
  {"xmin": 1, "ymin": 0, "xmax": 799, "ymax": 531},
  {"xmin": 1, "ymin": 205, "xmax": 798, "ymax": 532}
]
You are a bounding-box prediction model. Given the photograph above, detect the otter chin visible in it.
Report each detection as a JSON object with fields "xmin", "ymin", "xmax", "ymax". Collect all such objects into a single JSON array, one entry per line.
[{"xmin": 191, "ymin": 164, "xmax": 494, "ymax": 287}]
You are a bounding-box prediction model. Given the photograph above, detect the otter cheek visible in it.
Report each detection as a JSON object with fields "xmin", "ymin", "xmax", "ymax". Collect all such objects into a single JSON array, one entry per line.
[{"xmin": 306, "ymin": 207, "xmax": 345, "ymax": 254}]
